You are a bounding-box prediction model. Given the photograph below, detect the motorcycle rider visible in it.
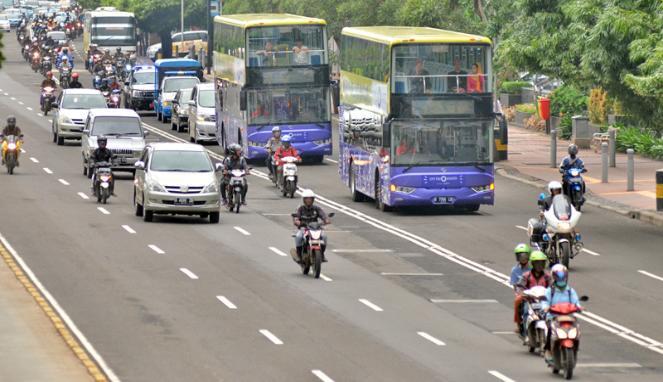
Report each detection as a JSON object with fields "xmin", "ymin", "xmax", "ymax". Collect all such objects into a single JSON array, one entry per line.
[
  {"xmin": 113, "ymin": 47, "xmax": 124, "ymax": 61},
  {"xmin": 264, "ymin": 126, "xmax": 281, "ymax": 178},
  {"xmin": 1, "ymin": 116, "xmax": 24, "ymax": 166},
  {"xmin": 514, "ymin": 251, "xmax": 552, "ymax": 337},
  {"xmin": 40, "ymin": 71, "xmax": 58, "ymax": 108},
  {"xmin": 273, "ymin": 135, "xmax": 301, "ymax": 188},
  {"xmin": 90, "ymin": 137, "xmax": 115, "ymax": 196},
  {"xmin": 57, "ymin": 48, "xmax": 74, "ymax": 68},
  {"xmin": 221, "ymin": 143, "xmax": 249, "ymax": 205},
  {"xmin": 542, "ymin": 264, "xmax": 582, "ymax": 364},
  {"xmin": 293, "ymin": 189, "xmax": 330, "ymax": 263},
  {"xmin": 540, "ymin": 181, "xmax": 564, "ymax": 212},
  {"xmin": 510, "ymin": 244, "xmax": 531, "ymax": 332},
  {"xmin": 87, "ymin": 44, "xmax": 101, "ymax": 70},
  {"xmin": 69, "ymin": 72, "xmax": 83, "ymax": 89},
  {"xmin": 559, "ymin": 144, "xmax": 587, "ymax": 198}
]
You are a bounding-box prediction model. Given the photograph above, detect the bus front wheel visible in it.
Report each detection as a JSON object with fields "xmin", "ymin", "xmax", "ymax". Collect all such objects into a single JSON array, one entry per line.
[
  {"xmin": 375, "ymin": 176, "xmax": 392, "ymax": 212},
  {"xmin": 349, "ymin": 164, "xmax": 364, "ymax": 202}
]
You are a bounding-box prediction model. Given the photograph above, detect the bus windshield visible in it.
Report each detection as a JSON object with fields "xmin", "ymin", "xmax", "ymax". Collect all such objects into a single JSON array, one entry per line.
[
  {"xmin": 247, "ymin": 25, "xmax": 326, "ymax": 67},
  {"xmin": 247, "ymin": 87, "xmax": 329, "ymax": 125},
  {"xmin": 392, "ymin": 44, "xmax": 491, "ymax": 95},
  {"xmin": 391, "ymin": 119, "xmax": 492, "ymax": 165},
  {"xmin": 91, "ymin": 17, "xmax": 136, "ymax": 46}
]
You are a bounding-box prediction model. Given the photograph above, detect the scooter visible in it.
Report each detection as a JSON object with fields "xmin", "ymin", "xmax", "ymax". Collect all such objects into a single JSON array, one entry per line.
[
  {"xmin": 31, "ymin": 51, "xmax": 41, "ymax": 72},
  {"xmin": 564, "ymin": 168, "xmax": 586, "ymax": 212},
  {"xmin": 226, "ymin": 169, "xmax": 247, "ymax": 213},
  {"xmin": 40, "ymin": 55, "xmax": 52, "ymax": 76},
  {"xmin": 41, "ymin": 87, "xmax": 56, "ymax": 116},
  {"xmin": 548, "ymin": 301, "xmax": 584, "ymax": 379},
  {"xmin": 542, "ymin": 195, "xmax": 583, "ymax": 267},
  {"xmin": 107, "ymin": 89, "xmax": 121, "ymax": 108},
  {"xmin": 2, "ymin": 135, "xmax": 20, "ymax": 175},
  {"xmin": 59, "ymin": 65, "xmax": 71, "ymax": 89},
  {"xmin": 522, "ymin": 286, "xmax": 548, "ymax": 355},
  {"xmin": 279, "ymin": 156, "xmax": 299, "ymax": 198},
  {"xmin": 93, "ymin": 161, "xmax": 114, "ymax": 204},
  {"xmin": 290, "ymin": 212, "xmax": 335, "ymax": 279}
]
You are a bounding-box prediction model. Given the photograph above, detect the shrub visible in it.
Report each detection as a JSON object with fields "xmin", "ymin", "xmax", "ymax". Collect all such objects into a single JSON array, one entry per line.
[
  {"xmin": 550, "ymin": 85, "xmax": 587, "ymax": 117},
  {"xmin": 500, "ymin": 81, "xmax": 530, "ymax": 94},
  {"xmin": 588, "ymin": 87, "xmax": 608, "ymax": 125},
  {"xmin": 515, "ymin": 103, "xmax": 537, "ymax": 114},
  {"xmin": 525, "ymin": 114, "xmax": 545, "ymax": 131},
  {"xmin": 504, "ymin": 106, "xmax": 516, "ymax": 122},
  {"xmin": 559, "ymin": 114, "xmax": 573, "ymax": 139},
  {"xmin": 615, "ymin": 126, "xmax": 663, "ymax": 160}
]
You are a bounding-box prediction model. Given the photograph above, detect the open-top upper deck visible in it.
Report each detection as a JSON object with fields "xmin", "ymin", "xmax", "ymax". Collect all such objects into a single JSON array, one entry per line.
[
  {"xmin": 214, "ymin": 13, "xmax": 326, "ymax": 28},
  {"xmin": 342, "ymin": 26, "xmax": 491, "ymax": 46}
]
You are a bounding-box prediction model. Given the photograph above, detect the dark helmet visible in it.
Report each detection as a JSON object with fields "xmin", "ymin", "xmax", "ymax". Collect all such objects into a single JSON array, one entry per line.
[
  {"xmin": 62, "ymin": 47, "xmax": 68, "ymax": 54},
  {"xmin": 7, "ymin": 115, "xmax": 16, "ymax": 127},
  {"xmin": 116, "ymin": 47, "xmax": 121, "ymax": 53},
  {"xmin": 229, "ymin": 143, "xmax": 242, "ymax": 157},
  {"xmin": 568, "ymin": 144, "xmax": 578, "ymax": 157},
  {"xmin": 97, "ymin": 137, "xmax": 108, "ymax": 146}
]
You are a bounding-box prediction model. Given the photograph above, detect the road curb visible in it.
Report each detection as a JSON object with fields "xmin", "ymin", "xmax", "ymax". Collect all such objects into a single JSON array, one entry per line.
[
  {"xmin": 496, "ymin": 165, "xmax": 663, "ymax": 228},
  {"xmin": 0, "ymin": 241, "xmax": 109, "ymax": 382}
]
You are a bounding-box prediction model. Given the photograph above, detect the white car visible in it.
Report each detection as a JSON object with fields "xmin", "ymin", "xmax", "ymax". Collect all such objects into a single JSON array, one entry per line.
[
  {"xmin": 0, "ymin": 16, "xmax": 11, "ymax": 32},
  {"xmin": 133, "ymin": 142, "xmax": 221, "ymax": 223},
  {"xmin": 187, "ymin": 83, "xmax": 217, "ymax": 143},
  {"xmin": 52, "ymin": 89, "xmax": 107, "ymax": 145},
  {"xmin": 146, "ymin": 42, "xmax": 161, "ymax": 61}
]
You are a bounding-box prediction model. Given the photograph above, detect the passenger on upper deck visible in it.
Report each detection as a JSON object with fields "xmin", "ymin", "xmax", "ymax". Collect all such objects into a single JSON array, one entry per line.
[
  {"xmin": 447, "ymin": 59, "xmax": 467, "ymax": 93},
  {"xmin": 467, "ymin": 63, "xmax": 484, "ymax": 93},
  {"xmin": 409, "ymin": 59, "xmax": 431, "ymax": 94},
  {"xmin": 292, "ymin": 39, "xmax": 310, "ymax": 65},
  {"xmin": 256, "ymin": 41, "xmax": 275, "ymax": 66}
]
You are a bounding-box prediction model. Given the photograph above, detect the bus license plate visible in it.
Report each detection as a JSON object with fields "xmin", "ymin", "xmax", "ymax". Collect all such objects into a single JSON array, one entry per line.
[
  {"xmin": 175, "ymin": 198, "xmax": 192, "ymax": 205},
  {"xmin": 432, "ymin": 196, "xmax": 455, "ymax": 205}
]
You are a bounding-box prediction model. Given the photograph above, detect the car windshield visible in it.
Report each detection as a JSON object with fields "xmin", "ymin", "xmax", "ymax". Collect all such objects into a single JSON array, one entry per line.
[
  {"xmin": 133, "ymin": 72, "xmax": 155, "ymax": 84},
  {"xmin": 178, "ymin": 89, "xmax": 193, "ymax": 102},
  {"xmin": 198, "ymin": 90, "xmax": 214, "ymax": 108},
  {"xmin": 552, "ymin": 195, "xmax": 572, "ymax": 219},
  {"xmin": 163, "ymin": 77, "xmax": 199, "ymax": 93},
  {"xmin": 92, "ymin": 116, "xmax": 142, "ymax": 136},
  {"xmin": 248, "ymin": 87, "xmax": 329, "ymax": 125},
  {"xmin": 391, "ymin": 119, "xmax": 492, "ymax": 165},
  {"xmin": 62, "ymin": 94, "xmax": 107, "ymax": 109},
  {"xmin": 150, "ymin": 150, "xmax": 212, "ymax": 172},
  {"xmin": 48, "ymin": 32, "xmax": 66, "ymax": 40}
]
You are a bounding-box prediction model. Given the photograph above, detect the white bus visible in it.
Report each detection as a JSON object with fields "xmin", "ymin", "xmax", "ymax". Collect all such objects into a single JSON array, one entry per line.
[{"xmin": 83, "ymin": 11, "xmax": 136, "ymax": 56}]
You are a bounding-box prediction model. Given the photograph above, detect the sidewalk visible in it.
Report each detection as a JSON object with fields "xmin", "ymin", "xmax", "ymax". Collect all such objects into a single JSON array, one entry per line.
[
  {"xmin": 499, "ymin": 124, "xmax": 663, "ymax": 226},
  {"xmin": 0, "ymin": 247, "xmax": 92, "ymax": 381}
]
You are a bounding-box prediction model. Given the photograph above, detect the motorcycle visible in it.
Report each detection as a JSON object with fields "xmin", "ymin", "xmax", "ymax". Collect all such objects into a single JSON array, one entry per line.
[
  {"xmin": 226, "ymin": 169, "xmax": 247, "ymax": 213},
  {"xmin": 93, "ymin": 72, "xmax": 103, "ymax": 90},
  {"xmin": 93, "ymin": 161, "xmax": 114, "ymax": 204},
  {"xmin": 41, "ymin": 87, "xmax": 56, "ymax": 116},
  {"xmin": 564, "ymin": 168, "xmax": 586, "ymax": 212},
  {"xmin": 548, "ymin": 302, "xmax": 584, "ymax": 379},
  {"xmin": 108, "ymin": 89, "xmax": 121, "ymax": 108},
  {"xmin": 31, "ymin": 51, "xmax": 41, "ymax": 71},
  {"xmin": 279, "ymin": 156, "xmax": 299, "ymax": 198},
  {"xmin": 541, "ymin": 195, "xmax": 583, "ymax": 267},
  {"xmin": 290, "ymin": 212, "xmax": 335, "ymax": 279},
  {"xmin": 40, "ymin": 55, "xmax": 52, "ymax": 76},
  {"xmin": 59, "ymin": 65, "xmax": 71, "ymax": 89},
  {"xmin": 522, "ymin": 286, "xmax": 548, "ymax": 355},
  {"xmin": 2, "ymin": 135, "xmax": 20, "ymax": 175}
]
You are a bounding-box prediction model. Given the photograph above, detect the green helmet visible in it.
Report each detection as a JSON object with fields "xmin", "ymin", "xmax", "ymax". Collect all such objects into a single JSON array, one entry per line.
[
  {"xmin": 514, "ymin": 243, "xmax": 531, "ymax": 255},
  {"xmin": 529, "ymin": 250, "xmax": 547, "ymax": 263}
]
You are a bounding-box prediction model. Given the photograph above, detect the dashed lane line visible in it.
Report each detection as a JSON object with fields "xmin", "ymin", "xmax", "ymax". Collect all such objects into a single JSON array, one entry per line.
[
  {"xmin": 121, "ymin": 225, "xmax": 136, "ymax": 234},
  {"xmin": 26, "ymin": 106, "xmax": 33, "ymax": 111},
  {"xmin": 179, "ymin": 268, "xmax": 199, "ymax": 280},
  {"xmin": 97, "ymin": 207, "xmax": 110, "ymax": 215},
  {"xmin": 216, "ymin": 295, "xmax": 238, "ymax": 310},
  {"xmin": 320, "ymin": 273, "xmax": 333, "ymax": 282},
  {"xmin": 77, "ymin": 192, "xmax": 90, "ymax": 200},
  {"xmin": 358, "ymin": 298, "xmax": 383, "ymax": 312},
  {"xmin": 58, "ymin": 179, "xmax": 70, "ymax": 186},
  {"xmin": 42, "ymin": 167, "xmax": 53, "ymax": 174},
  {"xmin": 148, "ymin": 245, "xmax": 165, "ymax": 254},
  {"xmin": 258, "ymin": 329, "xmax": 283, "ymax": 345},
  {"xmin": 488, "ymin": 370, "xmax": 516, "ymax": 382},
  {"xmin": 417, "ymin": 331, "xmax": 446, "ymax": 346},
  {"xmin": 268, "ymin": 246, "xmax": 288, "ymax": 257},
  {"xmin": 312, "ymin": 370, "xmax": 335, "ymax": 382},
  {"xmin": 638, "ymin": 270, "xmax": 663, "ymax": 283},
  {"xmin": 233, "ymin": 226, "xmax": 251, "ymax": 236},
  {"xmin": 29, "ymin": 157, "xmax": 39, "ymax": 163}
]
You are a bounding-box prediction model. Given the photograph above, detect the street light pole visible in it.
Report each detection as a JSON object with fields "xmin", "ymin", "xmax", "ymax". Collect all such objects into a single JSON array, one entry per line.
[{"xmin": 180, "ymin": 0, "xmax": 184, "ymax": 43}]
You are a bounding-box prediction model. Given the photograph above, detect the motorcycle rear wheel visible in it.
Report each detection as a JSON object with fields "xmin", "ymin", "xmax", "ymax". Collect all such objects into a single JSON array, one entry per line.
[
  {"xmin": 301, "ymin": 252, "xmax": 311, "ymax": 275},
  {"xmin": 313, "ymin": 249, "xmax": 322, "ymax": 279},
  {"xmin": 234, "ymin": 191, "xmax": 241, "ymax": 213},
  {"xmin": 560, "ymin": 241, "xmax": 571, "ymax": 268}
]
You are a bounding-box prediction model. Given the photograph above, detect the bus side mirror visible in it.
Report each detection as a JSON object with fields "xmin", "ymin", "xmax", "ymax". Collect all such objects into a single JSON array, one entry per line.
[
  {"xmin": 239, "ymin": 90, "xmax": 247, "ymax": 111},
  {"xmin": 382, "ymin": 121, "xmax": 391, "ymax": 147}
]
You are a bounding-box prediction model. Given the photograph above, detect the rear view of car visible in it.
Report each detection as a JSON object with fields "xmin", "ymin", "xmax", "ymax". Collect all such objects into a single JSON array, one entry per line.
[{"xmin": 53, "ymin": 89, "xmax": 108, "ymax": 145}]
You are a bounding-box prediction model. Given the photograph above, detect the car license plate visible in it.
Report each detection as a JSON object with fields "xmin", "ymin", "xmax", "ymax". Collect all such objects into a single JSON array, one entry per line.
[
  {"xmin": 174, "ymin": 198, "xmax": 192, "ymax": 205},
  {"xmin": 432, "ymin": 196, "xmax": 455, "ymax": 205}
]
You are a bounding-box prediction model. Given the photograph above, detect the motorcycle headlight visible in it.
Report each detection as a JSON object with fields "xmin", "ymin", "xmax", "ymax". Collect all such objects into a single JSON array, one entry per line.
[
  {"xmin": 567, "ymin": 327, "xmax": 578, "ymax": 339},
  {"xmin": 558, "ymin": 222, "xmax": 571, "ymax": 231},
  {"xmin": 7, "ymin": 143, "xmax": 17, "ymax": 150},
  {"xmin": 148, "ymin": 180, "xmax": 166, "ymax": 193},
  {"xmin": 203, "ymin": 182, "xmax": 218, "ymax": 193},
  {"xmin": 555, "ymin": 328, "xmax": 568, "ymax": 339}
]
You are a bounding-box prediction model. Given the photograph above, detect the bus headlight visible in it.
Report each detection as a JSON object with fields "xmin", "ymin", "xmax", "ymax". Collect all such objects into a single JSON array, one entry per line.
[
  {"xmin": 313, "ymin": 138, "xmax": 331, "ymax": 145},
  {"xmin": 472, "ymin": 183, "xmax": 494, "ymax": 193},
  {"xmin": 390, "ymin": 184, "xmax": 416, "ymax": 194}
]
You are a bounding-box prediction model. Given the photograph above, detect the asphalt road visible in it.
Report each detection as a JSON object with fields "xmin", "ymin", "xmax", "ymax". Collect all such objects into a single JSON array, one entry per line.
[{"xmin": 0, "ymin": 34, "xmax": 662, "ymax": 381}]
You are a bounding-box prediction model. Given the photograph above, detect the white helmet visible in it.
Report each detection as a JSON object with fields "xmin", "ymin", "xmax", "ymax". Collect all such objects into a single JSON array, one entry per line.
[
  {"xmin": 301, "ymin": 189, "xmax": 315, "ymax": 201},
  {"xmin": 271, "ymin": 126, "xmax": 281, "ymax": 133},
  {"xmin": 548, "ymin": 181, "xmax": 562, "ymax": 194}
]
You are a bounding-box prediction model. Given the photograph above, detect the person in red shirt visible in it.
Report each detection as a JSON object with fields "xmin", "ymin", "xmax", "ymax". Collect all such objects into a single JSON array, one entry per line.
[
  {"xmin": 396, "ymin": 137, "xmax": 415, "ymax": 156},
  {"xmin": 273, "ymin": 134, "xmax": 301, "ymax": 187},
  {"xmin": 514, "ymin": 251, "xmax": 552, "ymax": 337}
]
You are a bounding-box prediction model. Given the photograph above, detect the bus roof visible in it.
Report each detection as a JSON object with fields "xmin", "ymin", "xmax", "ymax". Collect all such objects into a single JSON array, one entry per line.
[
  {"xmin": 342, "ymin": 26, "xmax": 491, "ymax": 46},
  {"xmin": 154, "ymin": 58, "xmax": 202, "ymax": 69},
  {"xmin": 88, "ymin": 11, "xmax": 135, "ymax": 18},
  {"xmin": 214, "ymin": 13, "xmax": 326, "ymax": 28}
]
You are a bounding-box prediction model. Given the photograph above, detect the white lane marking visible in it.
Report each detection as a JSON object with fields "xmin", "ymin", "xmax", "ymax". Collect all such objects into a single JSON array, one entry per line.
[
  {"xmin": 18, "ymin": 101, "xmax": 24, "ymax": 105},
  {"xmin": 325, "ymin": 158, "xmax": 338, "ymax": 163},
  {"xmin": 42, "ymin": 167, "xmax": 53, "ymax": 174},
  {"xmin": 582, "ymin": 248, "xmax": 601, "ymax": 256},
  {"xmin": 20, "ymin": 148, "xmax": 26, "ymax": 153},
  {"xmin": 417, "ymin": 331, "xmax": 446, "ymax": 346},
  {"xmin": 97, "ymin": 207, "xmax": 110, "ymax": 215},
  {"xmin": 358, "ymin": 298, "xmax": 383, "ymax": 312},
  {"xmin": 515, "ymin": 225, "xmax": 527, "ymax": 231},
  {"xmin": 576, "ymin": 363, "xmax": 641, "ymax": 368},
  {"xmin": 3, "ymin": 93, "xmax": 8, "ymax": 96},
  {"xmin": 268, "ymin": 246, "xmax": 288, "ymax": 257},
  {"xmin": 233, "ymin": 226, "xmax": 251, "ymax": 236},
  {"xmin": 259, "ymin": 329, "xmax": 283, "ymax": 345},
  {"xmin": 638, "ymin": 270, "xmax": 663, "ymax": 283},
  {"xmin": 332, "ymin": 249, "xmax": 394, "ymax": 253},
  {"xmin": 48, "ymin": 119, "xmax": 52, "ymax": 123},
  {"xmin": 26, "ymin": 106, "xmax": 33, "ymax": 111},
  {"xmin": 0, "ymin": 234, "xmax": 121, "ymax": 382},
  {"xmin": 30, "ymin": 157, "xmax": 39, "ymax": 163},
  {"xmin": 179, "ymin": 268, "xmax": 199, "ymax": 280},
  {"xmin": 121, "ymin": 225, "xmax": 136, "ymax": 234},
  {"xmin": 148, "ymin": 245, "xmax": 165, "ymax": 254},
  {"xmin": 320, "ymin": 273, "xmax": 333, "ymax": 282},
  {"xmin": 312, "ymin": 370, "xmax": 335, "ymax": 382},
  {"xmin": 10, "ymin": 97, "xmax": 15, "ymax": 100},
  {"xmin": 488, "ymin": 370, "xmax": 515, "ymax": 382},
  {"xmin": 492, "ymin": 331, "xmax": 517, "ymax": 335},
  {"xmin": 37, "ymin": 113, "xmax": 43, "ymax": 117},
  {"xmin": 58, "ymin": 179, "xmax": 70, "ymax": 186},
  {"xmin": 261, "ymin": 213, "xmax": 292, "ymax": 216},
  {"xmin": 145, "ymin": 120, "xmax": 663, "ymax": 356},
  {"xmin": 431, "ymin": 299, "xmax": 499, "ymax": 304},
  {"xmin": 77, "ymin": 192, "xmax": 90, "ymax": 200},
  {"xmin": 216, "ymin": 295, "xmax": 238, "ymax": 310},
  {"xmin": 381, "ymin": 272, "xmax": 444, "ymax": 276}
]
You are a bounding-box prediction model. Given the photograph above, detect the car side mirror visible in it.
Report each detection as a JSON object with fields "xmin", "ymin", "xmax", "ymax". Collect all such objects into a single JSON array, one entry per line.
[
  {"xmin": 143, "ymin": 131, "xmax": 149, "ymax": 137},
  {"xmin": 215, "ymin": 163, "xmax": 224, "ymax": 171},
  {"xmin": 134, "ymin": 160, "xmax": 145, "ymax": 169},
  {"xmin": 187, "ymin": 100, "xmax": 195, "ymax": 106}
]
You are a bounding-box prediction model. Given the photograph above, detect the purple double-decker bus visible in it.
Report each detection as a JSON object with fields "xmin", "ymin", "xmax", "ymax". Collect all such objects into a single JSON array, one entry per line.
[
  {"xmin": 339, "ymin": 27, "xmax": 496, "ymax": 211},
  {"xmin": 213, "ymin": 14, "xmax": 332, "ymax": 162}
]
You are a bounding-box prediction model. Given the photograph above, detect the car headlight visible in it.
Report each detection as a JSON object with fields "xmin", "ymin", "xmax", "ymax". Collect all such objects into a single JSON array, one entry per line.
[
  {"xmin": 132, "ymin": 90, "xmax": 140, "ymax": 97},
  {"xmin": 472, "ymin": 183, "xmax": 495, "ymax": 193},
  {"xmin": 162, "ymin": 101, "xmax": 171, "ymax": 107},
  {"xmin": 389, "ymin": 184, "xmax": 416, "ymax": 194},
  {"xmin": 556, "ymin": 328, "xmax": 568, "ymax": 339},
  {"xmin": 197, "ymin": 115, "xmax": 215, "ymax": 122},
  {"xmin": 203, "ymin": 182, "xmax": 218, "ymax": 193},
  {"xmin": 148, "ymin": 181, "xmax": 166, "ymax": 192},
  {"xmin": 60, "ymin": 115, "xmax": 72, "ymax": 124}
]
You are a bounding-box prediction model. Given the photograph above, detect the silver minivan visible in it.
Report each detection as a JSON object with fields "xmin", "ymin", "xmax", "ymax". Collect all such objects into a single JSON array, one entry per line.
[
  {"xmin": 52, "ymin": 89, "xmax": 107, "ymax": 145},
  {"xmin": 187, "ymin": 83, "xmax": 217, "ymax": 143}
]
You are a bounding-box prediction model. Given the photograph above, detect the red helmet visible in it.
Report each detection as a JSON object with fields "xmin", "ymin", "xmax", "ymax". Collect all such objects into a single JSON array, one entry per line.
[
  {"xmin": 72, "ymin": 72, "xmax": 79, "ymax": 79},
  {"xmin": 46, "ymin": 71, "xmax": 53, "ymax": 78}
]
